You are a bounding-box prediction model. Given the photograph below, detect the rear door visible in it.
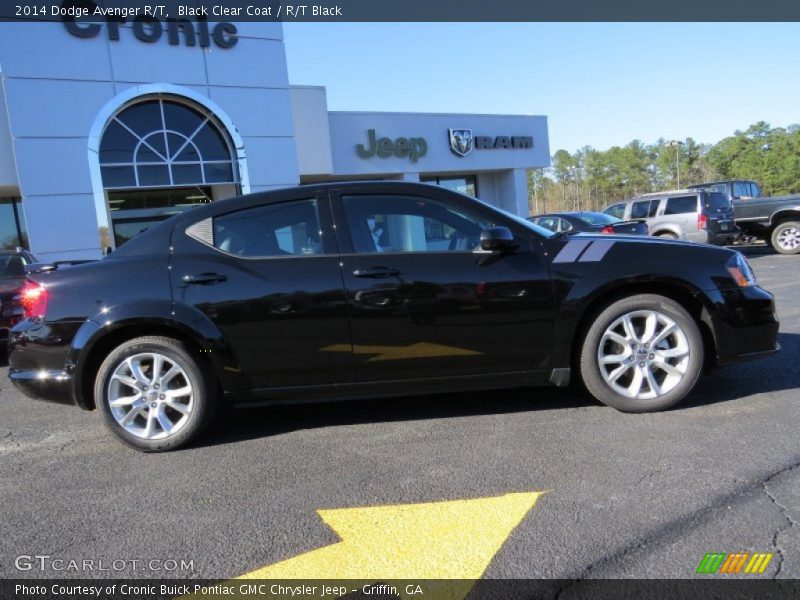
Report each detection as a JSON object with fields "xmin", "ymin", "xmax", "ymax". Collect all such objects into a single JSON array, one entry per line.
[
  {"xmin": 329, "ymin": 184, "xmax": 555, "ymax": 383},
  {"xmin": 662, "ymin": 195, "xmax": 698, "ymax": 239},
  {"xmin": 170, "ymin": 189, "xmax": 353, "ymax": 391}
]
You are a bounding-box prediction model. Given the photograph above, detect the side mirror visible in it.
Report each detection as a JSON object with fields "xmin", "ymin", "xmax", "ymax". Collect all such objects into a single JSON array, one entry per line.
[{"xmin": 480, "ymin": 226, "xmax": 517, "ymax": 253}]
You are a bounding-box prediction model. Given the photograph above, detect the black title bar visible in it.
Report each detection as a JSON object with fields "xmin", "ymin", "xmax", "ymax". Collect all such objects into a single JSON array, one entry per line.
[{"xmin": 4, "ymin": 0, "xmax": 800, "ymax": 22}]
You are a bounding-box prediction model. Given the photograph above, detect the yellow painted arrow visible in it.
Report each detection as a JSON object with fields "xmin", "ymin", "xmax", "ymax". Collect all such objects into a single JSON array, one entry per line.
[{"xmin": 238, "ymin": 492, "xmax": 543, "ymax": 586}]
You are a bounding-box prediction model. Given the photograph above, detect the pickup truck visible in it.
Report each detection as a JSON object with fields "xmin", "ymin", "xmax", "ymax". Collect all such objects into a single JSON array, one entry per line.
[{"xmin": 688, "ymin": 180, "xmax": 800, "ymax": 254}]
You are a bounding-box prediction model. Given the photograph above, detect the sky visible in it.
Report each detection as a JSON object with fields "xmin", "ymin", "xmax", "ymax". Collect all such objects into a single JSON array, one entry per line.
[{"xmin": 283, "ymin": 23, "xmax": 800, "ymax": 154}]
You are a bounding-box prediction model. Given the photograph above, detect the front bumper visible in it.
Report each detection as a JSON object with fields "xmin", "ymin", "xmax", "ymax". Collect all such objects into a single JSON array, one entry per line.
[{"xmin": 703, "ymin": 284, "xmax": 780, "ymax": 367}]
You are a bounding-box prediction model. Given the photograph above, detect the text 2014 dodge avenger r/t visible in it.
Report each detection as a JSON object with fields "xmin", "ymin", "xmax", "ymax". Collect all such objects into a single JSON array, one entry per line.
[{"xmin": 8, "ymin": 182, "xmax": 779, "ymax": 451}]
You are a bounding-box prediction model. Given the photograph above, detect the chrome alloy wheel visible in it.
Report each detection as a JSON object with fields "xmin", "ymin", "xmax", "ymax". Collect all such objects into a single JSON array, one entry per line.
[
  {"xmin": 597, "ymin": 310, "xmax": 690, "ymax": 400},
  {"xmin": 776, "ymin": 226, "xmax": 800, "ymax": 251},
  {"xmin": 107, "ymin": 353, "xmax": 194, "ymax": 440}
]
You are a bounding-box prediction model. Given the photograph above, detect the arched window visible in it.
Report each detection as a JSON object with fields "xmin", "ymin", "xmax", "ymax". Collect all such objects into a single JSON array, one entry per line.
[{"xmin": 99, "ymin": 97, "xmax": 238, "ymax": 189}]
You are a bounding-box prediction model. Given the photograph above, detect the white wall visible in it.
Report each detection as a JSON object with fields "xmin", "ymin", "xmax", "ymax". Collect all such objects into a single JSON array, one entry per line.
[
  {"xmin": 291, "ymin": 86, "xmax": 333, "ymax": 176},
  {"xmin": 0, "ymin": 22, "xmax": 299, "ymax": 261}
]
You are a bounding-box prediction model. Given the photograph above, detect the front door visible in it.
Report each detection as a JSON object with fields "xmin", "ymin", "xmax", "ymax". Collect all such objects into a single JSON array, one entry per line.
[
  {"xmin": 330, "ymin": 185, "xmax": 555, "ymax": 383},
  {"xmin": 170, "ymin": 190, "xmax": 353, "ymax": 390}
]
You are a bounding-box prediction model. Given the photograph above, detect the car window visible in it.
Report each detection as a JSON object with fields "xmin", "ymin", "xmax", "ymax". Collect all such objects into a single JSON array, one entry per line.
[
  {"xmin": 604, "ymin": 204, "xmax": 626, "ymax": 219},
  {"xmin": 0, "ymin": 254, "xmax": 27, "ymax": 277},
  {"xmin": 558, "ymin": 218, "xmax": 573, "ymax": 233},
  {"xmin": 630, "ymin": 200, "xmax": 651, "ymax": 220},
  {"xmin": 536, "ymin": 217, "xmax": 559, "ymax": 233},
  {"xmin": 703, "ymin": 192, "xmax": 731, "ymax": 212},
  {"xmin": 213, "ymin": 199, "xmax": 322, "ymax": 257},
  {"xmin": 733, "ymin": 182, "xmax": 753, "ymax": 198},
  {"xmin": 341, "ymin": 194, "xmax": 495, "ymax": 253},
  {"xmin": 647, "ymin": 200, "xmax": 660, "ymax": 217},
  {"xmin": 664, "ymin": 195, "xmax": 698, "ymax": 215}
]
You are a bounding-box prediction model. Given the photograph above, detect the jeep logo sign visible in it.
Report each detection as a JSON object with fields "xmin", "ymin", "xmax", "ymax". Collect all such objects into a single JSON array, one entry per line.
[
  {"xmin": 356, "ymin": 129, "xmax": 428, "ymax": 163},
  {"xmin": 448, "ymin": 129, "xmax": 533, "ymax": 157}
]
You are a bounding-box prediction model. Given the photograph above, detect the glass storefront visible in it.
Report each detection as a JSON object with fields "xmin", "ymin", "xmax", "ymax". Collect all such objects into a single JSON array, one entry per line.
[
  {"xmin": 107, "ymin": 187, "xmax": 213, "ymax": 247},
  {"xmin": 421, "ymin": 175, "xmax": 477, "ymax": 197},
  {"xmin": 0, "ymin": 198, "xmax": 28, "ymax": 250}
]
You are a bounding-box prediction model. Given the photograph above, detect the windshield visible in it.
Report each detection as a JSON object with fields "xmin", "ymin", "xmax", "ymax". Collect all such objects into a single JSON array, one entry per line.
[
  {"xmin": 704, "ymin": 192, "xmax": 731, "ymax": 212},
  {"xmin": 0, "ymin": 254, "xmax": 26, "ymax": 278},
  {"xmin": 575, "ymin": 213, "xmax": 621, "ymax": 226}
]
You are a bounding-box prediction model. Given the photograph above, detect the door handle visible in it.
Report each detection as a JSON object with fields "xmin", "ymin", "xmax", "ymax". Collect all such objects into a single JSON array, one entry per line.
[
  {"xmin": 182, "ymin": 272, "xmax": 228, "ymax": 285},
  {"xmin": 353, "ymin": 267, "xmax": 400, "ymax": 279}
]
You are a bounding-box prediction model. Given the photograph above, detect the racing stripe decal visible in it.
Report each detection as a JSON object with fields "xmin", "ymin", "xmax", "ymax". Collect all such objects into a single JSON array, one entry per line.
[
  {"xmin": 552, "ymin": 240, "xmax": 615, "ymax": 263},
  {"xmin": 552, "ymin": 240, "xmax": 592, "ymax": 263},
  {"xmin": 578, "ymin": 240, "xmax": 615, "ymax": 262}
]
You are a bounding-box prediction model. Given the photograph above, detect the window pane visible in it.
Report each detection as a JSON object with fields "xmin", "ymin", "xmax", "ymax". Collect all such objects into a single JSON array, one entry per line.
[
  {"xmin": 99, "ymin": 120, "xmax": 138, "ymax": 164},
  {"xmin": 101, "ymin": 166, "xmax": 136, "ymax": 188},
  {"xmin": 174, "ymin": 142, "xmax": 200, "ymax": 163},
  {"xmin": 630, "ymin": 201, "xmax": 650, "ymax": 219},
  {"xmin": 117, "ymin": 100, "xmax": 163, "ymax": 138},
  {"xmin": 664, "ymin": 195, "xmax": 698, "ymax": 215},
  {"xmin": 162, "ymin": 102, "xmax": 205, "ymax": 137},
  {"xmin": 172, "ymin": 164, "xmax": 203, "ymax": 185},
  {"xmin": 213, "ymin": 199, "xmax": 321, "ymax": 257},
  {"xmin": 192, "ymin": 125, "xmax": 231, "ymax": 161},
  {"xmin": 341, "ymin": 194, "xmax": 493, "ymax": 254},
  {"xmin": 136, "ymin": 133, "xmax": 168, "ymax": 163},
  {"xmin": 605, "ymin": 204, "xmax": 625, "ymax": 219},
  {"xmin": 0, "ymin": 200, "xmax": 21, "ymax": 250},
  {"xmin": 204, "ymin": 162, "xmax": 234, "ymax": 183},
  {"xmin": 648, "ymin": 201, "xmax": 659, "ymax": 217},
  {"xmin": 137, "ymin": 165, "xmax": 171, "ymax": 186}
]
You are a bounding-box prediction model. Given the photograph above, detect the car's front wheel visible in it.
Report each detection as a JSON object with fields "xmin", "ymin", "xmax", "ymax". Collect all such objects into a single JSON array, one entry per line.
[
  {"xmin": 95, "ymin": 336, "xmax": 216, "ymax": 452},
  {"xmin": 579, "ymin": 294, "xmax": 703, "ymax": 412},
  {"xmin": 770, "ymin": 221, "xmax": 800, "ymax": 255}
]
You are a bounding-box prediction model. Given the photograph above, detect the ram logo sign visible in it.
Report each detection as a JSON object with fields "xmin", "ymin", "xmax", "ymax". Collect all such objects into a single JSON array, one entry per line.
[{"xmin": 448, "ymin": 129, "xmax": 534, "ymax": 157}]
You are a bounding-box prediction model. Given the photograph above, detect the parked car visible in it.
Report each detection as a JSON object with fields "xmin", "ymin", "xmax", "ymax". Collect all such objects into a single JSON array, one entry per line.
[
  {"xmin": 0, "ymin": 248, "xmax": 37, "ymax": 353},
  {"xmin": 528, "ymin": 212, "xmax": 649, "ymax": 236},
  {"xmin": 8, "ymin": 182, "xmax": 778, "ymax": 452},
  {"xmin": 604, "ymin": 189, "xmax": 736, "ymax": 245},
  {"xmin": 688, "ymin": 180, "xmax": 800, "ymax": 255}
]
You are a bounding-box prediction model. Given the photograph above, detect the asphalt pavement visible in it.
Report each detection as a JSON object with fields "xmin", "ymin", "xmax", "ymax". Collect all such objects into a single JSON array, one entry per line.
[{"xmin": 1, "ymin": 246, "xmax": 799, "ymax": 584}]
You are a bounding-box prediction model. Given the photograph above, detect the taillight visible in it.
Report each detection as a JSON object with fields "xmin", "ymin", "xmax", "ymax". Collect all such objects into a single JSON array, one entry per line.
[
  {"xmin": 600, "ymin": 226, "xmax": 614, "ymax": 234},
  {"xmin": 698, "ymin": 214, "xmax": 708, "ymax": 230},
  {"xmin": 20, "ymin": 281, "xmax": 48, "ymax": 318}
]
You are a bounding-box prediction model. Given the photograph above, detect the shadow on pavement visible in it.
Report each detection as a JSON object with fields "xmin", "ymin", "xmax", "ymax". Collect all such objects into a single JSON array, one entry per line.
[
  {"xmin": 681, "ymin": 331, "xmax": 798, "ymax": 409},
  {"xmin": 200, "ymin": 332, "xmax": 799, "ymax": 448}
]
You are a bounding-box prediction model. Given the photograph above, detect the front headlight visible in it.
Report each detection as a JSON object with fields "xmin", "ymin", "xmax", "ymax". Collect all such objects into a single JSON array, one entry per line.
[{"xmin": 726, "ymin": 252, "xmax": 757, "ymax": 287}]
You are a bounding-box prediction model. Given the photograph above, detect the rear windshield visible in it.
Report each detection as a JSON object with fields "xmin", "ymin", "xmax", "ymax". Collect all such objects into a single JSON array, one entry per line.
[
  {"xmin": 575, "ymin": 213, "xmax": 621, "ymax": 226},
  {"xmin": 704, "ymin": 192, "xmax": 731, "ymax": 212}
]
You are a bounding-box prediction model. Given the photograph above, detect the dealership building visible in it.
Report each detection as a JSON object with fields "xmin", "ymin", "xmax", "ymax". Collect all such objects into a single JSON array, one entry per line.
[{"xmin": 0, "ymin": 20, "xmax": 549, "ymax": 261}]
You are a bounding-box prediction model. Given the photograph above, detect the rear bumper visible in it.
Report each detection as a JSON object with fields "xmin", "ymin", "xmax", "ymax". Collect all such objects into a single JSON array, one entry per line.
[
  {"xmin": 9, "ymin": 369, "xmax": 76, "ymax": 406},
  {"xmin": 7, "ymin": 318, "xmax": 83, "ymax": 407},
  {"xmin": 703, "ymin": 285, "xmax": 780, "ymax": 367}
]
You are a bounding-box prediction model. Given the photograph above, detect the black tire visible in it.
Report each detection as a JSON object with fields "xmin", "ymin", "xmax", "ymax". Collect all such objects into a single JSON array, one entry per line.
[
  {"xmin": 579, "ymin": 294, "xmax": 703, "ymax": 412},
  {"xmin": 95, "ymin": 336, "xmax": 216, "ymax": 452},
  {"xmin": 656, "ymin": 232, "xmax": 678, "ymax": 240},
  {"xmin": 770, "ymin": 221, "xmax": 800, "ymax": 255}
]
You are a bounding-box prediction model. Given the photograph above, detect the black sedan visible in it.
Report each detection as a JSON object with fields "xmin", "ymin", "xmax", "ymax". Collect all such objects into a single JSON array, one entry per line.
[
  {"xmin": 0, "ymin": 248, "xmax": 37, "ymax": 351},
  {"xmin": 8, "ymin": 182, "xmax": 779, "ymax": 451},
  {"xmin": 529, "ymin": 212, "xmax": 649, "ymax": 236}
]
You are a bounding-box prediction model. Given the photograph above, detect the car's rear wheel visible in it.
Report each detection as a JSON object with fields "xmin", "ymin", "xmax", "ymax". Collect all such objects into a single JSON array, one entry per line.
[
  {"xmin": 579, "ymin": 294, "xmax": 703, "ymax": 412},
  {"xmin": 95, "ymin": 336, "xmax": 216, "ymax": 452},
  {"xmin": 770, "ymin": 221, "xmax": 800, "ymax": 255}
]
